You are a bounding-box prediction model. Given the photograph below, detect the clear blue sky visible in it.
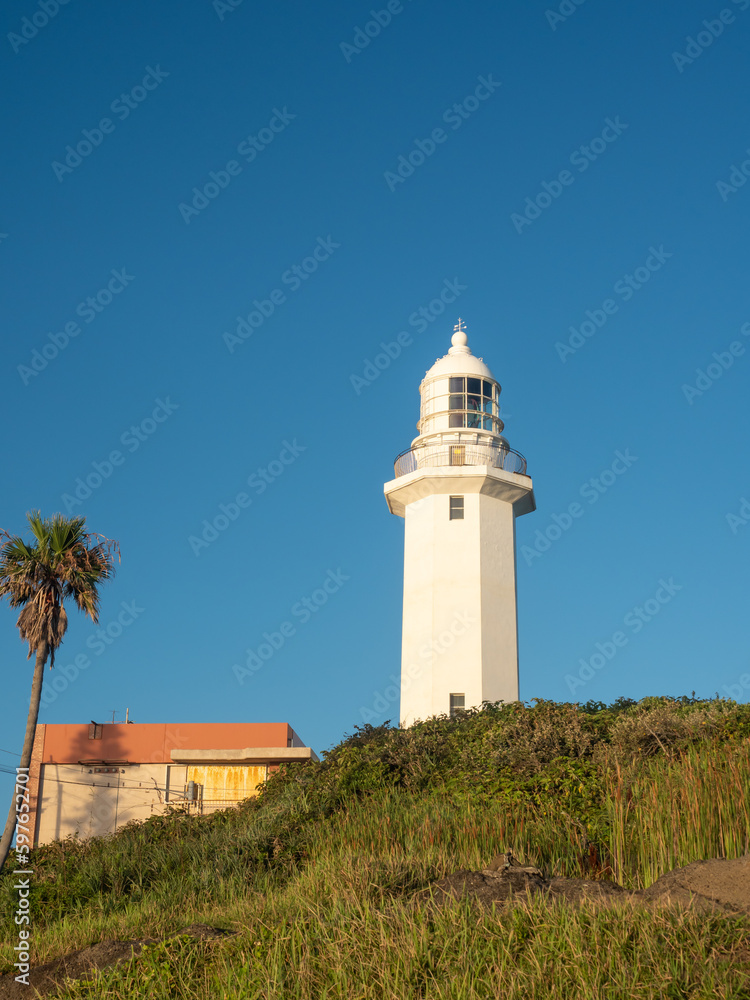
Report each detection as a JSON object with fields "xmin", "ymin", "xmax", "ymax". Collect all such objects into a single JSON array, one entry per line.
[{"xmin": 1, "ymin": 0, "xmax": 749, "ymax": 796}]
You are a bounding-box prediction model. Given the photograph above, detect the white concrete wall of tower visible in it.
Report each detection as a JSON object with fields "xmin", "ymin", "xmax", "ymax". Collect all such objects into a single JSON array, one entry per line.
[{"xmin": 384, "ymin": 467, "xmax": 534, "ymax": 727}]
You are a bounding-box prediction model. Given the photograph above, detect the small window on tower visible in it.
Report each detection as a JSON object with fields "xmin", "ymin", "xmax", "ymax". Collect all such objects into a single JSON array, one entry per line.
[
  {"xmin": 450, "ymin": 694, "xmax": 465, "ymax": 717},
  {"xmin": 449, "ymin": 496, "xmax": 464, "ymax": 519}
]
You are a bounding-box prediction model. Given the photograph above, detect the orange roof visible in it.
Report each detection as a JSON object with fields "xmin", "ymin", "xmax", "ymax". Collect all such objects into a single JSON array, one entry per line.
[{"xmin": 39, "ymin": 722, "xmax": 301, "ymax": 763}]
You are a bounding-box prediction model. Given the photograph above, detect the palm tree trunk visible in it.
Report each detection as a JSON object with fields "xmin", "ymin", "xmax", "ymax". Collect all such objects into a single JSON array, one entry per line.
[{"xmin": 0, "ymin": 640, "xmax": 49, "ymax": 874}]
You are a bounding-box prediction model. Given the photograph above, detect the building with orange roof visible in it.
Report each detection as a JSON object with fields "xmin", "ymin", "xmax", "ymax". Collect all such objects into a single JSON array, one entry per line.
[{"xmin": 26, "ymin": 720, "xmax": 317, "ymax": 845}]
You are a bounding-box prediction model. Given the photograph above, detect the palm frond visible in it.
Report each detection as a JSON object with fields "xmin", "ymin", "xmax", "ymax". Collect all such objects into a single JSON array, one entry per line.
[{"xmin": 0, "ymin": 511, "xmax": 119, "ymax": 664}]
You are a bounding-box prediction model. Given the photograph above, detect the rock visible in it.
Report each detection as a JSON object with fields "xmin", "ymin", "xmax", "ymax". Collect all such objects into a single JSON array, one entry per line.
[
  {"xmin": 641, "ymin": 856, "xmax": 750, "ymax": 914},
  {"xmin": 485, "ymin": 849, "xmax": 544, "ymax": 877}
]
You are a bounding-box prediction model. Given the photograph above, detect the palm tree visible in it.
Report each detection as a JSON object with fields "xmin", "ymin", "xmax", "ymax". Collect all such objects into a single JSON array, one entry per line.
[{"xmin": 0, "ymin": 511, "xmax": 119, "ymax": 873}]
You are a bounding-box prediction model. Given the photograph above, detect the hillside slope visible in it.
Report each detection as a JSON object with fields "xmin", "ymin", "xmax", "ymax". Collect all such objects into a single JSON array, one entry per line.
[{"xmin": 2, "ymin": 697, "xmax": 750, "ymax": 998}]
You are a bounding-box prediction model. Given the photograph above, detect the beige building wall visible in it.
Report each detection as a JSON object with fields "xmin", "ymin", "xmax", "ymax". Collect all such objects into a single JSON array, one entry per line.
[{"xmin": 35, "ymin": 761, "xmax": 270, "ymax": 844}]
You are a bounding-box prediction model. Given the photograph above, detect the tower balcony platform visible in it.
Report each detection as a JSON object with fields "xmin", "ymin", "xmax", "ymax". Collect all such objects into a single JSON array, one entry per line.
[{"xmin": 393, "ymin": 441, "xmax": 528, "ymax": 479}]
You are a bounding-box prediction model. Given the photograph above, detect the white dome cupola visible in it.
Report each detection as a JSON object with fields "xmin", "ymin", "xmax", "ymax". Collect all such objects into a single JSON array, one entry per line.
[{"xmin": 416, "ymin": 320, "xmax": 505, "ymax": 444}]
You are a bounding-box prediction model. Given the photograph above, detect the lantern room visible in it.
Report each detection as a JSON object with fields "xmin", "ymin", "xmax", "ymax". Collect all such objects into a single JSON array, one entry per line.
[{"xmin": 416, "ymin": 321, "xmax": 505, "ymax": 443}]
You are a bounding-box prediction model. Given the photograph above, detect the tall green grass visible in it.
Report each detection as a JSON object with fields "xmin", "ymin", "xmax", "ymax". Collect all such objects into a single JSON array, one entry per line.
[
  {"xmin": 604, "ymin": 740, "xmax": 750, "ymax": 886},
  {"xmin": 57, "ymin": 897, "xmax": 750, "ymax": 1000}
]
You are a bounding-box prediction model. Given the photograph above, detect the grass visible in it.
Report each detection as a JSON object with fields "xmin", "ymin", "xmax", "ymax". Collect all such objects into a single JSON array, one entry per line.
[
  {"xmin": 55, "ymin": 898, "xmax": 750, "ymax": 999},
  {"xmin": 605, "ymin": 741, "xmax": 750, "ymax": 885},
  {"xmin": 2, "ymin": 697, "xmax": 750, "ymax": 998}
]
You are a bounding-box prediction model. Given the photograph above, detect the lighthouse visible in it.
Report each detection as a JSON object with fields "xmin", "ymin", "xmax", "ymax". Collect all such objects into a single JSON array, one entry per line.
[{"xmin": 384, "ymin": 321, "xmax": 535, "ymax": 727}]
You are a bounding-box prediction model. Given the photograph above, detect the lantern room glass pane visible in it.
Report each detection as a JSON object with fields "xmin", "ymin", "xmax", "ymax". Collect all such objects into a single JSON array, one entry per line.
[
  {"xmin": 449, "ymin": 377, "xmax": 464, "ymax": 393},
  {"xmin": 482, "ymin": 380, "xmax": 492, "ymax": 398},
  {"xmin": 483, "ymin": 399, "xmax": 493, "ymax": 413},
  {"xmin": 449, "ymin": 395, "xmax": 463, "ymax": 410},
  {"xmin": 449, "ymin": 413, "xmax": 464, "ymax": 428},
  {"xmin": 467, "ymin": 377, "xmax": 481, "ymax": 395}
]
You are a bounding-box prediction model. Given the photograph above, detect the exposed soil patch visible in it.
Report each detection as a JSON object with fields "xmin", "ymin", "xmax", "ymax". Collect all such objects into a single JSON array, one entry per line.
[
  {"xmin": 420, "ymin": 856, "xmax": 750, "ymax": 914},
  {"xmin": 418, "ymin": 867, "xmax": 634, "ymax": 910},
  {"xmin": 0, "ymin": 924, "xmax": 235, "ymax": 1000}
]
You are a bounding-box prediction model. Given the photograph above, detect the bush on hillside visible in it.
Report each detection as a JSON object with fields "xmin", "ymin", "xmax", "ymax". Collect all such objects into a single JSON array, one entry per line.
[
  {"xmin": 261, "ymin": 695, "xmax": 750, "ymax": 809},
  {"xmin": 600, "ymin": 698, "xmax": 734, "ymax": 763}
]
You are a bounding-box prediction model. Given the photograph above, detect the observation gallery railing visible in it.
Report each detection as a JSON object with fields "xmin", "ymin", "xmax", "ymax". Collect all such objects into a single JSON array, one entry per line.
[{"xmin": 393, "ymin": 443, "xmax": 528, "ymax": 478}]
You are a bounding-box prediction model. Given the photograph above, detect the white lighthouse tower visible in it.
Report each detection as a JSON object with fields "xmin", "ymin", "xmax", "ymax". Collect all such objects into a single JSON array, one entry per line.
[{"xmin": 384, "ymin": 321, "xmax": 535, "ymax": 727}]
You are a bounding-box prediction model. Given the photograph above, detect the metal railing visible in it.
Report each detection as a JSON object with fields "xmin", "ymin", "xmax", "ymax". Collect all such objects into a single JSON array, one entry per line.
[{"xmin": 393, "ymin": 442, "xmax": 528, "ymax": 478}]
